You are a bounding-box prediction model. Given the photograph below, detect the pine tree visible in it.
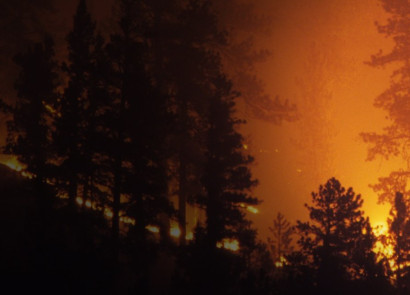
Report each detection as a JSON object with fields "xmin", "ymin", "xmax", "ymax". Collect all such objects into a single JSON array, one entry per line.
[
  {"xmin": 166, "ymin": 2, "xmax": 259, "ymax": 293},
  {"xmin": 147, "ymin": 0, "xmax": 209, "ymax": 246},
  {"xmin": 104, "ymin": 0, "xmax": 171, "ymax": 261},
  {"xmin": 202, "ymin": 76, "xmax": 258, "ymax": 249},
  {"xmin": 53, "ymin": 0, "xmax": 105, "ymax": 208},
  {"xmin": 361, "ymin": 0, "xmax": 410, "ymax": 207},
  {"xmin": 388, "ymin": 192, "xmax": 410, "ymax": 293},
  {"xmin": 268, "ymin": 212, "xmax": 294, "ymax": 267},
  {"xmin": 296, "ymin": 178, "xmax": 379, "ymax": 294},
  {"xmin": 4, "ymin": 35, "xmax": 58, "ymax": 184}
]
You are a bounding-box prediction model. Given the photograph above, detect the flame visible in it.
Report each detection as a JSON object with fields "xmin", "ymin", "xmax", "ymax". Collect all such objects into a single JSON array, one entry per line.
[
  {"xmin": 275, "ymin": 255, "xmax": 288, "ymax": 268},
  {"xmin": 169, "ymin": 220, "xmax": 194, "ymax": 240},
  {"xmin": 186, "ymin": 232, "xmax": 194, "ymax": 240},
  {"xmin": 170, "ymin": 225, "xmax": 181, "ymax": 238},
  {"xmin": 85, "ymin": 200, "xmax": 92, "ymax": 208},
  {"xmin": 120, "ymin": 216, "xmax": 135, "ymax": 225},
  {"xmin": 4, "ymin": 158, "xmax": 23, "ymax": 172},
  {"xmin": 1, "ymin": 157, "xmax": 33, "ymax": 178},
  {"xmin": 373, "ymin": 222, "xmax": 397, "ymax": 272},
  {"xmin": 104, "ymin": 208, "xmax": 113, "ymax": 218},
  {"xmin": 42, "ymin": 101, "xmax": 61, "ymax": 117},
  {"xmin": 239, "ymin": 203, "xmax": 259, "ymax": 214},
  {"xmin": 146, "ymin": 225, "xmax": 160, "ymax": 233},
  {"xmin": 216, "ymin": 238, "xmax": 239, "ymax": 251},
  {"xmin": 247, "ymin": 206, "xmax": 259, "ymax": 214}
]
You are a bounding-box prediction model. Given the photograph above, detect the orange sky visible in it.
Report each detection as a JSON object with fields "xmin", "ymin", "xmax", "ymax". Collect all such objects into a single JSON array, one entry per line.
[
  {"xmin": 244, "ymin": 0, "xmax": 403, "ymax": 240},
  {"xmin": 0, "ymin": 0, "xmax": 403, "ymax": 243}
]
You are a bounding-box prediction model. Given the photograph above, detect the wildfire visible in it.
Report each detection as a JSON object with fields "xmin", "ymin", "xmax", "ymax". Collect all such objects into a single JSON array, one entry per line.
[
  {"xmin": 75, "ymin": 197, "xmax": 95, "ymax": 209},
  {"xmin": 0, "ymin": 156, "xmax": 238, "ymax": 249},
  {"xmin": 373, "ymin": 222, "xmax": 396, "ymax": 272},
  {"xmin": 42, "ymin": 101, "xmax": 61, "ymax": 118},
  {"xmin": 275, "ymin": 255, "xmax": 287, "ymax": 268},
  {"xmin": 75, "ymin": 196, "xmax": 136, "ymax": 225},
  {"xmin": 186, "ymin": 231, "xmax": 194, "ymax": 240},
  {"xmin": 169, "ymin": 221, "xmax": 194, "ymax": 240},
  {"xmin": 1, "ymin": 157, "xmax": 33, "ymax": 178},
  {"xmin": 170, "ymin": 223, "xmax": 181, "ymax": 238},
  {"xmin": 146, "ymin": 225, "xmax": 160, "ymax": 233},
  {"xmin": 239, "ymin": 203, "xmax": 259, "ymax": 214},
  {"xmin": 247, "ymin": 205, "xmax": 259, "ymax": 214},
  {"xmin": 4, "ymin": 157, "xmax": 23, "ymax": 172},
  {"xmin": 217, "ymin": 238, "xmax": 239, "ymax": 251}
]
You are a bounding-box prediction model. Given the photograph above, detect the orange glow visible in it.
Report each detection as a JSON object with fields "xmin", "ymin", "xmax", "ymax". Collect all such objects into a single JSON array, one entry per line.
[
  {"xmin": 240, "ymin": 0, "xmax": 395, "ymax": 243},
  {"xmin": 120, "ymin": 216, "xmax": 135, "ymax": 225},
  {"xmin": 239, "ymin": 203, "xmax": 259, "ymax": 214},
  {"xmin": 373, "ymin": 222, "xmax": 396, "ymax": 272},
  {"xmin": 3, "ymin": 158, "xmax": 23, "ymax": 172},
  {"xmin": 170, "ymin": 222, "xmax": 181, "ymax": 238},
  {"xmin": 104, "ymin": 208, "xmax": 113, "ymax": 218},
  {"xmin": 275, "ymin": 256, "xmax": 288, "ymax": 268},
  {"xmin": 85, "ymin": 200, "xmax": 92, "ymax": 208},
  {"xmin": 246, "ymin": 205, "xmax": 259, "ymax": 214},
  {"xmin": 186, "ymin": 231, "xmax": 194, "ymax": 240},
  {"xmin": 75, "ymin": 197, "xmax": 83, "ymax": 206},
  {"xmin": 216, "ymin": 238, "xmax": 239, "ymax": 251},
  {"xmin": 42, "ymin": 101, "xmax": 61, "ymax": 117},
  {"xmin": 146, "ymin": 225, "xmax": 160, "ymax": 233},
  {"xmin": 0, "ymin": 157, "xmax": 34, "ymax": 179}
]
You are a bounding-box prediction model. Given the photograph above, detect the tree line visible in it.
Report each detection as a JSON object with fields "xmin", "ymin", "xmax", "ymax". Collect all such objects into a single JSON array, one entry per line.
[
  {"xmin": 3, "ymin": 0, "xmax": 410, "ymax": 294},
  {"xmin": 0, "ymin": 0, "xmax": 263, "ymax": 293}
]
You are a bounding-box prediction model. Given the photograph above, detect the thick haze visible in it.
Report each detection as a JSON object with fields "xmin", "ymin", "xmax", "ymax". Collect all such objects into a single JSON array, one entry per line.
[
  {"xmin": 245, "ymin": 0, "xmax": 400, "ymax": 240},
  {"xmin": 0, "ymin": 0, "xmax": 403, "ymax": 241}
]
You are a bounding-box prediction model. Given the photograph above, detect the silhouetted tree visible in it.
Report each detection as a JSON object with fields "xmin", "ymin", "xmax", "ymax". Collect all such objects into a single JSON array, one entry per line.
[
  {"xmin": 296, "ymin": 178, "xmax": 384, "ymax": 294},
  {"xmin": 3, "ymin": 35, "xmax": 58, "ymax": 184},
  {"xmin": 361, "ymin": 0, "xmax": 410, "ymax": 207},
  {"xmin": 0, "ymin": 0, "xmax": 56, "ymax": 103},
  {"xmin": 201, "ymin": 68, "xmax": 258, "ymax": 252},
  {"xmin": 52, "ymin": 0, "xmax": 107, "ymax": 209},
  {"xmin": 388, "ymin": 192, "xmax": 410, "ymax": 293},
  {"xmin": 163, "ymin": 1, "xmax": 260, "ymax": 293},
  {"xmin": 145, "ymin": 0, "xmax": 211, "ymax": 246},
  {"xmin": 103, "ymin": 0, "xmax": 172, "ymax": 278},
  {"xmin": 268, "ymin": 212, "xmax": 294, "ymax": 267}
]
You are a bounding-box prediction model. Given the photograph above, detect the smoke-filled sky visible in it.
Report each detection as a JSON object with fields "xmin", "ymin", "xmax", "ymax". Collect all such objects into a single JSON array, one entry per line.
[
  {"xmin": 245, "ymin": 0, "xmax": 400, "ymax": 240},
  {"xmin": 0, "ymin": 0, "xmax": 403, "ymax": 241}
]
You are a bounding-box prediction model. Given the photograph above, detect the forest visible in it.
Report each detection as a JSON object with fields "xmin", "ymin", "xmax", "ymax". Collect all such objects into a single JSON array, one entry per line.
[{"xmin": 2, "ymin": 0, "xmax": 410, "ymax": 294}]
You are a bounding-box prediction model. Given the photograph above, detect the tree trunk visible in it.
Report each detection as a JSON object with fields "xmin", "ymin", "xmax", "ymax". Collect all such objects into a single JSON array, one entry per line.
[
  {"xmin": 112, "ymin": 156, "xmax": 121, "ymax": 262},
  {"xmin": 178, "ymin": 155, "xmax": 187, "ymax": 246}
]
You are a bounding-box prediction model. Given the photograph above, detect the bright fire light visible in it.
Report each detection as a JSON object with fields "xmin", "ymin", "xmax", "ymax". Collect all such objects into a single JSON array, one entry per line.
[
  {"xmin": 104, "ymin": 208, "xmax": 113, "ymax": 218},
  {"xmin": 2, "ymin": 157, "xmax": 33, "ymax": 178},
  {"xmin": 120, "ymin": 216, "xmax": 135, "ymax": 225},
  {"xmin": 239, "ymin": 203, "xmax": 259, "ymax": 214},
  {"xmin": 85, "ymin": 200, "xmax": 92, "ymax": 208},
  {"xmin": 275, "ymin": 256, "xmax": 288, "ymax": 268},
  {"xmin": 169, "ymin": 222, "xmax": 194, "ymax": 240},
  {"xmin": 146, "ymin": 225, "xmax": 160, "ymax": 233},
  {"xmin": 170, "ymin": 225, "xmax": 181, "ymax": 238},
  {"xmin": 4, "ymin": 158, "xmax": 23, "ymax": 172},
  {"xmin": 373, "ymin": 222, "xmax": 396, "ymax": 272},
  {"xmin": 247, "ymin": 206, "xmax": 259, "ymax": 214},
  {"xmin": 216, "ymin": 238, "xmax": 239, "ymax": 251}
]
